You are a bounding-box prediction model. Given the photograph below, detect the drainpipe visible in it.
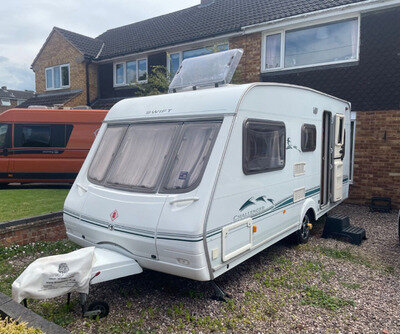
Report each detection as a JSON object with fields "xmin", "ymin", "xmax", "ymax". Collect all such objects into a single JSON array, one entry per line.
[{"xmin": 85, "ymin": 56, "xmax": 91, "ymax": 106}]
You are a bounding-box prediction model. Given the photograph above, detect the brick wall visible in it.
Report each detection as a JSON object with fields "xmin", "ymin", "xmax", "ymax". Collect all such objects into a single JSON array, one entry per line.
[
  {"xmin": 32, "ymin": 30, "xmax": 99, "ymax": 107},
  {"xmin": 0, "ymin": 216, "xmax": 66, "ymax": 247},
  {"xmin": 349, "ymin": 110, "xmax": 400, "ymax": 209},
  {"xmin": 230, "ymin": 33, "xmax": 262, "ymax": 84}
]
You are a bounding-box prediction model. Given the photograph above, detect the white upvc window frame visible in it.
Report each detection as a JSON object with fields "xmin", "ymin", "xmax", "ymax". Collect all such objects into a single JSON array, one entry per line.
[
  {"xmin": 113, "ymin": 58, "xmax": 148, "ymax": 87},
  {"xmin": 45, "ymin": 64, "xmax": 70, "ymax": 91},
  {"xmin": 261, "ymin": 14, "xmax": 361, "ymax": 73}
]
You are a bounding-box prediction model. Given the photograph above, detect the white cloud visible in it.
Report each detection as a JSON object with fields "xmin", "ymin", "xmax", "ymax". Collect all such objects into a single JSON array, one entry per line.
[{"xmin": 0, "ymin": 0, "xmax": 199, "ymax": 91}]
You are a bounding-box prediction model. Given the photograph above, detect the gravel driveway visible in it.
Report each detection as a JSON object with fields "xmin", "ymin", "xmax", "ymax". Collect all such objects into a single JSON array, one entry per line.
[{"xmin": 7, "ymin": 204, "xmax": 399, "ymax": 333}]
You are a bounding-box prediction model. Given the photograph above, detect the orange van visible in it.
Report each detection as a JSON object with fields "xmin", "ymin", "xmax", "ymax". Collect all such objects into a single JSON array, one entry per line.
[{"xmin": 0, "ymin": 108, "xmax": 107, "ymax": 186}]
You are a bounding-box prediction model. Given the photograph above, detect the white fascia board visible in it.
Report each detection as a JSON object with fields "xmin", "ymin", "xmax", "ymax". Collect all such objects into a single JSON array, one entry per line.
[{"xmin": 242, "ymin": 0, "xmax": 400, "ymax": 34}]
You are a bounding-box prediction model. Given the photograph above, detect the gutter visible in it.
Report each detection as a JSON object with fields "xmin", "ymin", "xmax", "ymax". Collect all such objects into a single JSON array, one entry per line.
[{"xmin": 241, "ymin": 0, "xmax": 400, "ymax": 34}]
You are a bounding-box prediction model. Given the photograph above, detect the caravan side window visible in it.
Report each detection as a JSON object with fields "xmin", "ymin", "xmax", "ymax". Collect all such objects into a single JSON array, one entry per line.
[
  {"xmin": 243, "ymin": 119, "xmax": 286, "ymax": 175},
  {"xmin": 301, "ymin": 124, "xmax": 316, "ymax": 152}
]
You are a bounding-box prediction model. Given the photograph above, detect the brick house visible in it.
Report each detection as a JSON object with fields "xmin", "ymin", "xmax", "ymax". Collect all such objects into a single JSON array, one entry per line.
[
  {"xmin": 0, "ymin": 86, "xmax": 33, "ymax": 113},
  {"xmin": 24, "ymin": 0, "xmax": 400, "ymax": 207}
]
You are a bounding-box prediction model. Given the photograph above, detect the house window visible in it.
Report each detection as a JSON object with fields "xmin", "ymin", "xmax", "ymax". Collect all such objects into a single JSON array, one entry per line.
[
  {"xmin": 263, "ymin": 17, "xmax": 359, "ymax": 72},
  {"xmin": 243, "ymin": 119, "xmax": 286, "ymax": 175},
  {"xmin": 168, "ymin": 43, "xmax": 229, "ymax": 78},
  {"xmin": 301, "ymin": 124, "xmax": 316, "ymax": 152},
  {"xmin": 45, "ymin": 64, "xmax": 70, "ymax": 90},
  {"xmin": 114, "ymin": 58, "xmax": 148, "ymax": 86},
  {"xmin": 0, "ymin": 99, "xmax": 11, "ymax": 106}
]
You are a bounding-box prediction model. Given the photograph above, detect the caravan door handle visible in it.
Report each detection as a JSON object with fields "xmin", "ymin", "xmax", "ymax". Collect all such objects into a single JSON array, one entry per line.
[{"xmin": 169, "ymin": 197, "xmax": 200, "ymax": 205}]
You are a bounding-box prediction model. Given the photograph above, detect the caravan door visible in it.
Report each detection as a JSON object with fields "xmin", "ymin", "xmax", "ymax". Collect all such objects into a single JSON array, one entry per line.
[{"xmin": 332, "ymin": 114, "xmax": 345, "ymax": 202}]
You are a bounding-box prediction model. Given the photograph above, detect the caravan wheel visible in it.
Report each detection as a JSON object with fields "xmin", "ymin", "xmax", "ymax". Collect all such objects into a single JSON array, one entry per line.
[{"xmin": 294, "ymin": 214, "xmax": 311, "ymax": 244}]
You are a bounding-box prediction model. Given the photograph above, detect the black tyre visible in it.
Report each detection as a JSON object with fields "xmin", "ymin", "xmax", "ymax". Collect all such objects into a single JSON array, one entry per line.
[
  {"xmin": 87, "ymin": 300, "xmax": 109, "ymax": 318},
  {"xmin": 293, "ymin": 213, "xmax": 312, "ymax": 244},
  {"xmin": 0, "ymin": 183, "xmax": 8, "ymax": 189}
]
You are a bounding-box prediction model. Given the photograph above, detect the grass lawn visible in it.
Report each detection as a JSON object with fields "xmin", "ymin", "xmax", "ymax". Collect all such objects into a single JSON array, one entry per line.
[{"xmin": 0, "ymin": 186, "xmax": 70, "ymax": 222}]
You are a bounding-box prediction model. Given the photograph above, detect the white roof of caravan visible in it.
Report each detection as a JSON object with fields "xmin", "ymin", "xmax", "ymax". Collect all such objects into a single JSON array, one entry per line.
[{"xmin": 105, "ymin": 83, "xmax": 349, "ymax": 122}]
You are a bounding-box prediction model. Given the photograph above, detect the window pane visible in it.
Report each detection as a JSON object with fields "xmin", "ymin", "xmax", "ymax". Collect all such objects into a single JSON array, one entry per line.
[
  {"xmin": 115, "ymin": 63, "xmax": 125, "ymax": 84},
  {"xmin": 285, "ymin": 19, "xmax": 358, "ymax": 68},
  {"xmin": 61, "ymin": 66, "xmax": 69, "ymax": 86},
  {"xmin": 301, "ymin": 124, "xmax": 316, "ymax": 152},
  {"xmin": 265, "ymin": 33, "xmax": 281, "ymax": 69},
  {"xmin": 46, "ymin": 69, "xmax": 53, "ymax": 89},
  {"xmin": 0, "ymin": 124, "xmax": 9, "ymax": 148},
  {"xmin": 88, "ymin": 126, "xmax": 127, "ymax": 183},
  {"xmin": 1, "ymin": 99, "xmax": 11, "ymax": 106},
  {"xmin": 106, "ymin": 123, "xmax": 178, "ymax": 190},
  {"xmin": 54, "ymin": 66, "xmax": 61, "ymax": 88},
  {"xmin": 169, "ymin": 53, "xmax": 180, "ymax": 77},
  {"xmin": 243, "ymin": 120, "xmax": 285, "ymax": 174},
  {"xmin": 163, "ymin": 122, "xmax": 221, "ymax": 191},
  {"xmin": 126, "ymin": 61, "xmax": 137, "ymax": 84},
  {"xmin": 138, "ymin": 59, "xmax": 147, "ymax": 81},
  {"xmin": 15, "ymin": 125, "xmax": 51, "ymax": 147}
]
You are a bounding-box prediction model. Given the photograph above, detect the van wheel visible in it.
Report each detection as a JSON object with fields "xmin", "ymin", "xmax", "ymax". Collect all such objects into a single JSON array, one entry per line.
[
  {"xmin": 294, "ymin": 213, "xmax": 311, "ymax": 244},
  {"xmin": 0, "ymin": 183, "xmax": 8, "ymax": 189}
]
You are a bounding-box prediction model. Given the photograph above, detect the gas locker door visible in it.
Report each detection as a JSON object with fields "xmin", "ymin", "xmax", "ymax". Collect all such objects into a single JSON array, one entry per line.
[{"xmin": 333, "ymin": 114, "xmax": 345, "ymax": 202}]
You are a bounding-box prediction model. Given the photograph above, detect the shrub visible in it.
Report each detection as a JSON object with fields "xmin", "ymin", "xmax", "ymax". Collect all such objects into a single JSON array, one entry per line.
[{"xmin": 0, "ymin": 317, "xmax": 43, "ymax": 334}]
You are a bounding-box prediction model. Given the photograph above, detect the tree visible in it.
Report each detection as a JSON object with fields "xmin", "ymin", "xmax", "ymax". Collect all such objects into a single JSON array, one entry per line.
[{"xmin": 135, "ymin": 65, "xmax": 171, "ymax": 97}]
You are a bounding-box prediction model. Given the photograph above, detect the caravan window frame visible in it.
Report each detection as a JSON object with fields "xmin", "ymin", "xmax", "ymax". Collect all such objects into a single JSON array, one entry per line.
[
  {"xmin": 242, "ymin": 119, "xmax": 286, "ymax": 175},
  {"xmin": 301, "ymin": 124, "xmax": 317, "ymax": 152},
  {"xmin": 87, "ymin": 119, "xmax": 222, "ymax": 194}
]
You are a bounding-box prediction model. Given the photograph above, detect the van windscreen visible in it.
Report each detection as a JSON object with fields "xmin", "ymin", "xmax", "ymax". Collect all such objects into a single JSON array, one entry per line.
[{"xmin": 88, "ymin": 121, "xmax": 222, "ymax": 193}]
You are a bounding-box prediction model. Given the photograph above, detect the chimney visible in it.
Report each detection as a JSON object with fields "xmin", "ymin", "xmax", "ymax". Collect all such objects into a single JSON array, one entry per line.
[
  {"xmin": 1, "ymin": 86, "xmax": 6, "ymax": 90},
  {"xmin": 199, "ymin": 0, "xmax": 215, "ymax": 7}
]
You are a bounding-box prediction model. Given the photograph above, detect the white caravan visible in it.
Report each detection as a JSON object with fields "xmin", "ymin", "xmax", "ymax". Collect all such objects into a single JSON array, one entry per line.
[{"xmin": 63, "ymin": 50, "xmax": 351, "ymax": 294}]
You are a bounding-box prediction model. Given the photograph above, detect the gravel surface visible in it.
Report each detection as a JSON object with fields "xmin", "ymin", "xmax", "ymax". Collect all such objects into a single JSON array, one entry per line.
[{"xmin": 9, "ymin": 204, "xmax": 400, "ymax": 333}]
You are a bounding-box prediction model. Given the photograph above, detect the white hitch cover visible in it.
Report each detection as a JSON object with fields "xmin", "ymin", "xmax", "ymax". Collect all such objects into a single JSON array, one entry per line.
[{"xmin": 12, "ymin": 247, "xmax": 96, "ymax": 303}]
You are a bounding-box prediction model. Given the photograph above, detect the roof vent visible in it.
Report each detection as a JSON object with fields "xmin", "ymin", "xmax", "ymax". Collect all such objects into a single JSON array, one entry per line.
[
  {"xmin": 199, "ymin": 0, "xmax": 215, "ymax": 7},
  {"xmin": 27, "ymin": 105, "xmax": 48, "ymax": 109},
  {"xmin": 169, "ymin": 49, "xmax": 243, "ymax": 93}
]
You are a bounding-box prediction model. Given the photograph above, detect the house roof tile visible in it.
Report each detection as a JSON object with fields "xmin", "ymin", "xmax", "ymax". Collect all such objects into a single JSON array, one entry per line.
[
  {"xmin": 18, "ymin": 90, "xmax": 83, "ymax": 108},
  {"xmin": 0, "ymin": 87, "xmax": 34, "ymax": 100},
  {"xmin": 46, "ymin": 0, "xmax": 369, "ymax": 61}
]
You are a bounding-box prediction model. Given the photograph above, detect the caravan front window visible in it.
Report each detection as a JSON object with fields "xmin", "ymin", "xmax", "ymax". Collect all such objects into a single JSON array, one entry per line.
[
  {"xmin": 243, "ymin": 119, "xmax": 286, "ymax": 175},
  {"xmin": 88, "ymin": 126, "xmax": 127, "ymax": 183},
  {"xmin": 88, "ymin": 120, "xmax": 222, "ymax": 193},
  {"xmin": 161, "ymin": 122, "xmax": 221, "ymax": 192},
  {"xmin": 105, "ymin": 123, "xmax": 179, "ymax": 191}
]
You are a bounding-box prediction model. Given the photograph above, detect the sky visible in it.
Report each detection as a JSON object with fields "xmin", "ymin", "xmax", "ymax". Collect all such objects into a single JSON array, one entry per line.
[{"xmin": 0, "ymin": 0, "xmax": 200, "ymax": 92}]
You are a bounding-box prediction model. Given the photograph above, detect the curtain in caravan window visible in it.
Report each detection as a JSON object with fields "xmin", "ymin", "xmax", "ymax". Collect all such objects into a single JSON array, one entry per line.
[
  {"xmin": 106, "ymin": 123, "xmax": 178, "ymax": 190},
  {"xmin": 88, "ymin": 126, "xmax": 127, "ymax": 183},
  {"xmin": 162, "ymin": 122, "xmax": 221, "ymax": 191}
]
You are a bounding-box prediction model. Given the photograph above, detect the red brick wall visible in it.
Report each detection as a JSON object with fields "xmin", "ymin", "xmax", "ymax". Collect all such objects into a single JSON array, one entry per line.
[
  {"xmin": 230, "ymin": 33, "xmax": 261, "ymax": 83},
  {"xmin": 349, "ymin": 110, "xmax": 400, "ymax": 209},
  {"xmin": 0, "ymin": 218, "xmax": 66, "ymax": 246}
]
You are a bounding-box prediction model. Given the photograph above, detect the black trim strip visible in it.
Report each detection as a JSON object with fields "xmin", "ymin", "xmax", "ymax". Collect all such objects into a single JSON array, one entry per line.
[{"xmin": 0, "ymin": 172, "xmax": 78, "ymax": 179}]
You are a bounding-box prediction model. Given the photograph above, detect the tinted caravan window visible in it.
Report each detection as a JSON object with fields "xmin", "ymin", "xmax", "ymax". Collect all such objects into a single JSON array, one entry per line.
[
  {"xmin": 161, "ymin": 121, "xmax": 221, "ymax": 192},
  {"xmin": 301, "ymin": 124, "xmax": 316, "ymax": 152},
  {"xmin": 243, "ymin": 119, "xmax": 286, "ymax": 175}
]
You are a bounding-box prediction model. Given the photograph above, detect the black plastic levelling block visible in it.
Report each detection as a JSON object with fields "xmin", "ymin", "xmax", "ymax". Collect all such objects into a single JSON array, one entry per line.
[
  {"xmin": 322, "ymin": 214, "xmax": 367, "ymax": 246},
  {"xmin": 370, "ymin": 197, "xmax": 391, "ymax": 213}
]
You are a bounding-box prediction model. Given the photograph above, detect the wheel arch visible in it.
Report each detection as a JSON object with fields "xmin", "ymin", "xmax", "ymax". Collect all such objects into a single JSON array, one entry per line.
[{"xmin": 299, "ymin": 198, "xmax": 318, "ymax": 228}]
